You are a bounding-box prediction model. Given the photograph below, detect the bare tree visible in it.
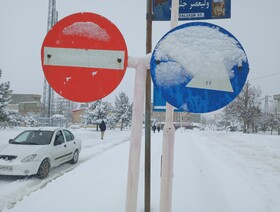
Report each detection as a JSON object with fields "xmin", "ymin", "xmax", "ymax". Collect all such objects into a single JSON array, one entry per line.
[{"xmin": 222, "ymin": 82, "xmax": 262, "ymax": 133}]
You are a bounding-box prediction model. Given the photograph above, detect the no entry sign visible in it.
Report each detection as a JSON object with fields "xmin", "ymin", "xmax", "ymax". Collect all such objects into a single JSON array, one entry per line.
[{"xmin": 41, "ymin": 12, "xmax": 128, "ymax": 102}]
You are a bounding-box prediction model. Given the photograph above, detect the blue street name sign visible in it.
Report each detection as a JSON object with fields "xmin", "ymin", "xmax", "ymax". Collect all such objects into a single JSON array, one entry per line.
[
  {"xmin": 153, "ymin": 0, "xmax": 231, "ymax": 21},
  {"xmin": 150, "ymin": 22, "xmax": 249, "ymax": 113}
]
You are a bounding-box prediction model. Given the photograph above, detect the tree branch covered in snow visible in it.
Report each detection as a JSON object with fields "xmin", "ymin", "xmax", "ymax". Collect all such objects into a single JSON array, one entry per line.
[
  {"xmin": 0, "ymin": 68, "xmax": 13, "ymax": 124},
  {"xmin": 80, "ymin": 92, "xmax": 132, "ymax": 131},
  {"xmin": 82, "ymin": 99, "xmax": 112, "ymax": 130},
  {"xmin": 112, "ymin": 92, "xmax": 132, "ymax": 131}
]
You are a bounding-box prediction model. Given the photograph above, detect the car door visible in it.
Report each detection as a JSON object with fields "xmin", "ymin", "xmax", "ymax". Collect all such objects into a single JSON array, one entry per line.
[
  {"xmin": 62, "ymin": 130, "xmax": 77, "ymax": 158},
  {"xmin": 52, "ymin": 130, "xmax": 70, "ymax": 166}
]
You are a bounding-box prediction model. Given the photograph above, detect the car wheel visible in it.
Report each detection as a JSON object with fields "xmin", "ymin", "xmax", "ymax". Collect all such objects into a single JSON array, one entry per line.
[
  {"xmin": 37, "ymin": 159, "xmax": 50, "ymax": 179},
  {"xmin": 71, "ymin": 150, "xmax": 79, "ymax": 164}
]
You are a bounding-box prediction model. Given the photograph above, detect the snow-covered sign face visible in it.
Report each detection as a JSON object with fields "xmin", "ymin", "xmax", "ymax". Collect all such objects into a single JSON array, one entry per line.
[{"xmin": 150, "ymin": 22, "xmax": 249, "ymax": 113}]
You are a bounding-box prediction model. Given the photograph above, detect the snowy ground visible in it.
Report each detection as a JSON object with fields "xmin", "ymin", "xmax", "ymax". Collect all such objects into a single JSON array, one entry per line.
[{"xmin": 0, "ymin": 127, "xmax": 279, "ymax": 212}]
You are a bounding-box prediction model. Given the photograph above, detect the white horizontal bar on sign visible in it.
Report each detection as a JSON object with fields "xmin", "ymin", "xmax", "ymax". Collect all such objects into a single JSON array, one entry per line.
[
  {"xmin": 154, "ymin": 106, "xmax": 166, "ymax": 110},
  {"xmin": 44, "ymin": 47, "xmax": 125, "ymax": 70}
]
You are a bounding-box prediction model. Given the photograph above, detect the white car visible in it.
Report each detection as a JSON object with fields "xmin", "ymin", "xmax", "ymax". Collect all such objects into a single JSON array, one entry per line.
[{"xmin": 0, "ymin": 128, "xmax": 81, "ymax": 178}]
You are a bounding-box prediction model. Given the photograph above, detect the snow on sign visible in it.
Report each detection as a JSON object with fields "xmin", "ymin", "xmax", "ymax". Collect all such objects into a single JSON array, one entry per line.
[
  {"xmin": 41, "ymin": 12, "xmax": 128, "ymax": 102},
  {"xmin": 150, "ymin": 22, "xmax": 249, "ymax": 113}
]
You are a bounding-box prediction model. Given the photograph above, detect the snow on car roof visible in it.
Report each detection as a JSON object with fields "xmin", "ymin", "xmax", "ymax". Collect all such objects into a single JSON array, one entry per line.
[{"xmin": 37, "ymin": 127, "xmax": 64, "ymax": 131}]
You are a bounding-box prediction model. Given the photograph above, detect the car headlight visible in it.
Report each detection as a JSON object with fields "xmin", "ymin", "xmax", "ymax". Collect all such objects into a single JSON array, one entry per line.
[{"xmin": 22, "ymin": 154, "xmax": 37, "ymax": 163}]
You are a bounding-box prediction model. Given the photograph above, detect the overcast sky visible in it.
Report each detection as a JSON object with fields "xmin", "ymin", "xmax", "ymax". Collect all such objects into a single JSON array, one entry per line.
[{"xmin": 0, "ymin": 0, "xmax": 279, "ymax": 106}]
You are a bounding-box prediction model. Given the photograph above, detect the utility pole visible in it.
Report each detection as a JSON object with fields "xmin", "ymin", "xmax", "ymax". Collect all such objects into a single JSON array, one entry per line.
[
  {"xmin": 42, "ymin": 0, "xmax": 58, "ymax": 124},
  {"xmin": 243, "ymin": 81, "xmax": 249, "ymax": 133},
  {"xmin": 145, "ymin": 0, "xmax": 152, "ymax": 211}
]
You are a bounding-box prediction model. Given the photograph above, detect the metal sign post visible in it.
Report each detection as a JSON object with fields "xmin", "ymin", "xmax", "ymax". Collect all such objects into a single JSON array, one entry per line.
[
  {"xmin": 159, "ymin": 1, "xmax": 179, "ymax": 212},
  {"xmin": 145, "ymin": 1, "xmax": 153, "ymax": 211},
  {"xmin": 125, "ymin": 55, "xmax": 151, "ymax": 212}
]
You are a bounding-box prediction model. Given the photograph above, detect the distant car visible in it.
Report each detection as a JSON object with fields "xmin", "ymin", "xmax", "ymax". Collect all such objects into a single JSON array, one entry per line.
[{"xmin": 0, "ymin": 128, "xmax": 81, "ymax": 179}]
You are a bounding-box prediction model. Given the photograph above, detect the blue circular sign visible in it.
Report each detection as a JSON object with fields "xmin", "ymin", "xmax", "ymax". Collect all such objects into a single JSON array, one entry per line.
[{"xmin": 150, "ymin": 22, "xmax": 249, "ymax": 113}]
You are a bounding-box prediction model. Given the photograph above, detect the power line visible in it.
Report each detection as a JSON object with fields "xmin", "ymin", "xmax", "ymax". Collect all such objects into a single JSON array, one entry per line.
[{"xmin": 251, "ymin": 72, "xmax": 280, "ymax": 81}]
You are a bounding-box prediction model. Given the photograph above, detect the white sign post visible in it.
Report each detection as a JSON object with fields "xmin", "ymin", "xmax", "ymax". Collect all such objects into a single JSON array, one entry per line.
[
  {"xmin": 159, "ymin": 0, "xmax": 179, "ymax": 212},
  {"xmin": 125, "ymin": 55, "xmax": 150, "ymax": 212}
]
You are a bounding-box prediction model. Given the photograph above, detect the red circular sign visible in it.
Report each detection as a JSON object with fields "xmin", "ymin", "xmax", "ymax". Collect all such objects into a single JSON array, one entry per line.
[{"xmin": 41, "ymin": 12, "xmax": 128, "ymax": 102}]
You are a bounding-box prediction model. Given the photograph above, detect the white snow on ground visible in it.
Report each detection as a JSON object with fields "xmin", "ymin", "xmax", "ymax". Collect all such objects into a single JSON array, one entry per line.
[{"xmin": 0, "ymin": 127, "xmax": 280, "ymax": 212}]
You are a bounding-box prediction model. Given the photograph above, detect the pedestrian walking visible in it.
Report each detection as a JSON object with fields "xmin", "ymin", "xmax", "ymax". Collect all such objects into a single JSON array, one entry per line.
[
  {"xmin": 152, "ymin": 124, "xmax": 156, "ymax": 133},
  {"xmin": 99, "ymin": 120, "xmax": 106, "ymax": 139},
  {"xmin": 157, "ymin": 124, "xmax": 160, "ymax": 132}
]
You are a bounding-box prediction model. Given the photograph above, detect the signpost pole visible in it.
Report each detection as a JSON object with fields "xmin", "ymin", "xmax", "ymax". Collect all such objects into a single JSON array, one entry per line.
[
  {"xmin": 125, "ymin": 56, "xmax": 149, "ymax": 212},
  {"xmin": 145, "ymin": 0, "xmax": 153, "ymax": 211},
  {"xmin": 159, "ymin": 0, "xmax": 178, "ymax": 212}
]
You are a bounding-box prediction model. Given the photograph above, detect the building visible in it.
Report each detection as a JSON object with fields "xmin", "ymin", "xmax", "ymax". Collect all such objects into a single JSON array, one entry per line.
[
  {"xmin": 152, "ymin": 109, "xmax": 201, "ymax": 129},
  {"xmin": 8, "ymin": 94, "xmax": 42, "ymax": 115},
  {"xmin": 53, "ymin": 97, "xmax": 72, "ymax": 115},
  {"xmin": 273, "ymin": 94, "xmax": 280, "ymax": 116},
  {"xmin": 47, "ymin": 97, "xmax": 81, "ymax": 127},
  {"xmin": 18, "ymin": 102, "xmax": 42, "ymax": 115},
  {"xmin": 71, "ymin": 108, "xmax": 86, "ymax": 124}
]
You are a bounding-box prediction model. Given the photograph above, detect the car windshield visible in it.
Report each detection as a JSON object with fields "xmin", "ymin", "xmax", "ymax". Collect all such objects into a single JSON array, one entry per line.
[{"xmin": 11, "ymin": 130, "xmax": 54, "ymax": 145}]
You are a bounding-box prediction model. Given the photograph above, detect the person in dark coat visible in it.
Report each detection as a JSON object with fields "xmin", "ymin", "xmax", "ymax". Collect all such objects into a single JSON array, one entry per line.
[
  {"xmin": 99, "ymin": 120, "xmax": 106, "ymax": 139},
  {"xmin": 157, "ymin": 124, "xmax": 160, "ymax": 133},
  {"xmin": 152, "ymin": 124, "xmax": 156, "ymax": 133}
]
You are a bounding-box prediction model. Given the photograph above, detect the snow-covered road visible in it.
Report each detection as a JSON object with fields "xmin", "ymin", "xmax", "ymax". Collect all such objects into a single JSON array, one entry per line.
[
  {"xmin": 0, "ymin": 128, "xmax": 130, "ymax": 211},
  {"xmin": 172, "ymin": 131, "xmax": 280, "ymax": 212},
  {"xmin": 0, "ymin": 128, "xmax": 279, "ymax": 212}
]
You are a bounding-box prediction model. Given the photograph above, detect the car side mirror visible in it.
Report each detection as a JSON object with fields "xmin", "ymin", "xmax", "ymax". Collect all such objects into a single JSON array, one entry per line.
[{"xmin": 9, "ymin": 139, "xmax": 14, "ymax": 144}]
